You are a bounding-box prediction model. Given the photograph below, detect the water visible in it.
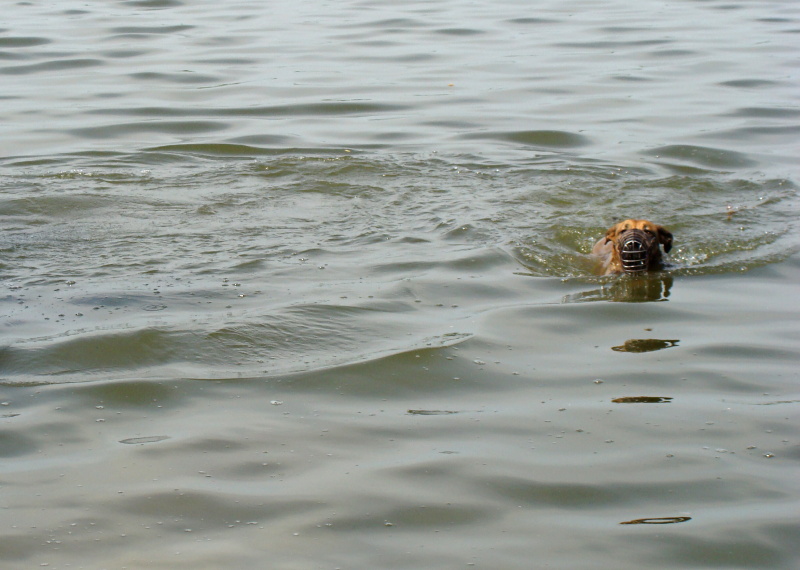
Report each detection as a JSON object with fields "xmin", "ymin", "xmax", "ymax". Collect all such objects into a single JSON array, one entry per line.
[{"xmin": 1, "ymin": 0, "xmax": 799, "ymax": 568}]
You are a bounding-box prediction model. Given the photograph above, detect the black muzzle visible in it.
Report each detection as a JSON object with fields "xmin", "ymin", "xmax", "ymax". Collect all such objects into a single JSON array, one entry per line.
[{"xmin": 619, "ymin": 229, "xmax": 656, "ymax": 273}]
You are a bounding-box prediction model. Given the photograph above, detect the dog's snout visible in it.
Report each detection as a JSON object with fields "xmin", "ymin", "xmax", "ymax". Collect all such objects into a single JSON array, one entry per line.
[{"xmin": 619, "ymin": 229, "xmax": 655, "ymax": 273}]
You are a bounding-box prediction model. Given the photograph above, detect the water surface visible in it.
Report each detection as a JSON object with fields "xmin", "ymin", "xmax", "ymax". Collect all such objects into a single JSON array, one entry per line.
[{"xmin": 1, "ymin": 0, "xmax": 799, "ymax": 568}]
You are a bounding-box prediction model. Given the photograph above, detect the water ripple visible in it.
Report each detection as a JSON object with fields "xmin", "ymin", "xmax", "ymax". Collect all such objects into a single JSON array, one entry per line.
[{"xmin": 1, "ymin": 1, "xmax": 799, "ymax": 567}]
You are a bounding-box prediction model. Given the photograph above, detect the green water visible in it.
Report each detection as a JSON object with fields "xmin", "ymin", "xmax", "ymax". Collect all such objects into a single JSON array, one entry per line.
[{"xmin": 1, "ymin": 0, "xmax": 799, "ymax": 568}]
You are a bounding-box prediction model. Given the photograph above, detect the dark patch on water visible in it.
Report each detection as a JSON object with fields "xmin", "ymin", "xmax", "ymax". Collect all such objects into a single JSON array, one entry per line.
[
  {"xmin": 612, "ymin": 339, "xmax": 680, "ymax": 353},
  {"xmin": 620, "ymin": 516, "xmax": 691, "ymax": 525},
  {"xmin": 612, "ymin": 396, "xmax": 673, "ymax": 404}
]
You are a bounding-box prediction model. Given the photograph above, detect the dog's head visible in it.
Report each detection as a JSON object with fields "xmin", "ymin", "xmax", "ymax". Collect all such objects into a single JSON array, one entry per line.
[{"xmin": 604, "ymin": 219, "xmax": 672, "ymax": 273}]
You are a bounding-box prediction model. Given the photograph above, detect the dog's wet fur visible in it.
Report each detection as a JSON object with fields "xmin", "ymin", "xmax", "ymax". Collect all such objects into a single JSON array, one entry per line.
[{"xmin": 592, "ymin": 219, "xmax": 673, "ymax": 275}]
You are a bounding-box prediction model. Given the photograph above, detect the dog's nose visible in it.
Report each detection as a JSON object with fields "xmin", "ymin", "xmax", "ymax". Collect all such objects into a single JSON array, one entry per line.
[{"xmin": 619, "ymin": 229, "xmax": 655, "ymax": 273}]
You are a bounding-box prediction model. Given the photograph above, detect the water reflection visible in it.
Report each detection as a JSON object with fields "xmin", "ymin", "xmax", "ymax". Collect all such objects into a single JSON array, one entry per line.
[
  {"xmin": 407, "ymin": 409, "xmax": 459, "ymax": 415},
  {"xmin": 119, "ymin": 435, "xmax": 171, "ymax": 445},
  {"xmin": 563, "ymin": 274, "xmax": 674, "ymax": 303},
  {"xmin": 612, "ymin": 339, "xmax": 680, "ymax": 353},
  {"xmin": 619, "ymin": 516, "xmax": 692, "ymax": 525},
  {"xmin": 611, "ymin": 396, "xmax": 673, "ymax": 404}
]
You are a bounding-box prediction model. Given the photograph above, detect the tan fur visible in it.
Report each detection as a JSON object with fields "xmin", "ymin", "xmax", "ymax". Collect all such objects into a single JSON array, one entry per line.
[{"xmin": 592, "ymin": 219, "xmax": 673, "ymax": 275}]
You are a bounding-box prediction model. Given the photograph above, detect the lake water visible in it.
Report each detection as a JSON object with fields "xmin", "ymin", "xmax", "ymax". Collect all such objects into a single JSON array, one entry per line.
[{"xmin": 1, "ymin": 0, "xmax": 799, "ymax": 568}]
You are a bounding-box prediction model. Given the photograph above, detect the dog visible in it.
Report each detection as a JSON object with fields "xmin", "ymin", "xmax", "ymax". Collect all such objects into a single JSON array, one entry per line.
[{"xmin": 592, "ymin": 219, "xmax": 672, "ymax": 275}]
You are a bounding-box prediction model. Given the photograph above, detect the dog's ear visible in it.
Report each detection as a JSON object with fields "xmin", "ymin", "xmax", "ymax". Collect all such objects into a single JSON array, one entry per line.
[
  {"xmin": 656, "ymin": 226, "xmax": 673, "ymax": 253},
  {"xmin": 604, "ymin": 224, "xmax": 620, "ymax": 244}
]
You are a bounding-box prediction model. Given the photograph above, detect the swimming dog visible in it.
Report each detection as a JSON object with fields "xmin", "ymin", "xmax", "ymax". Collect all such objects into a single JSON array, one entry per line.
[{"xmin": 592, "ymin": 219, "xmax": 672, "ymax": 275}]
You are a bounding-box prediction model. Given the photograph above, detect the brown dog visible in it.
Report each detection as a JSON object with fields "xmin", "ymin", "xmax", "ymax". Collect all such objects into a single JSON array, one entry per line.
[{"xmin": 592, "ymin": 219, "xmax": 673, "ymax": 275}]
